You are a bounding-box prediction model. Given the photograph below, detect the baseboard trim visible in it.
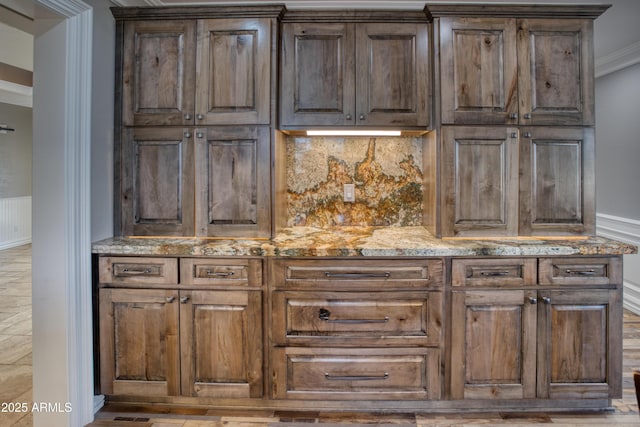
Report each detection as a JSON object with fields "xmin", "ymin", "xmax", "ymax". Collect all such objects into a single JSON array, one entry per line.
[
  {"xmin": 597, "ymin": 213, "xmax": 640, "ymax": 315},
  {"xmin": 0, "ymin": 238, "xmax": 32, "ymax": 251},
  {"xmin": 93, "ymin": 395, "xmax": 105, "ymax": 414}
]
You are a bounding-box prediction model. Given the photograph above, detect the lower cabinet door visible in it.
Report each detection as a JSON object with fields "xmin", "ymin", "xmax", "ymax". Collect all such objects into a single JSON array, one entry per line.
[
  {"xmin": 537, "ymin": 289, "xmax": 621, "ymax": 399},
  {"xmin": 99, "ymin": 288, "xmax": 181, "ymax": 396},
  {"xmin": 271, "ymin": 347, "xmax": 440, "ymax": 400},
  {"xmin": 450, "ymin": 290, "xmax": 537, "ymax": 399},
  {"xmin": 180, "ymin": 290, "xmax": 263, "ymax": 398}
]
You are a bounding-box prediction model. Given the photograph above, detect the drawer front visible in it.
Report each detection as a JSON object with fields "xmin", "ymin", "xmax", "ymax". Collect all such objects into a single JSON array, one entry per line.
[
  {"xmin": 99, "ymin": 256, "xmax": 178, "ymax": 285},
  {"xmin": 272, "ymin": 291, "xmax": 442, "ymax": 346},
  {"xmin": 180, "ymin": 258, "xmax": 262, "ymax": 287},
  {"xmin": 272, "ymin": 259, "xmax": 443, "ymax": 290},
  {"xmin": 452, "ymin": 258, "xmax": 537, "ymax": 287},
  {"xmin": 271, "ymin": 347, "xmax": 440, "ymax": 400},
  {"xmin": 539, "ymin": 257, "xmax": 622, "ymax": 286}
]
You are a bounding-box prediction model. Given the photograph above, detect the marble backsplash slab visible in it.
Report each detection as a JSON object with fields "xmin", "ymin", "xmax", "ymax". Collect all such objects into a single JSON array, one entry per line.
[{"xmin": 286, "ymin": 136, "xmax": 424, "ymax": 227}]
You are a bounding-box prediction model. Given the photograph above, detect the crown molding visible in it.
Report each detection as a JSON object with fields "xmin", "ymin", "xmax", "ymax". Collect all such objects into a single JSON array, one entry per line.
[{"xmin": 596, "ymin": 40, "xmax": 640, "ymax": 78}]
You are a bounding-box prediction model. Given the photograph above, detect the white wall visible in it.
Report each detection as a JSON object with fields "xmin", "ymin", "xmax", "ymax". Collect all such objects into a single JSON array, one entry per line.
[
  {"xmin": 595, "ymin": 62, "xmax": 640, "ymax": 313},
  {"xmin": 88, "ymin": 0, "xmax": 114, "ymax": 241}
]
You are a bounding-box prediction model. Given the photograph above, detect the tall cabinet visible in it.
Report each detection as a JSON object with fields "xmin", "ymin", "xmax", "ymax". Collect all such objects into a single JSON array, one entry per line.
[
  {"xmin": 432, "ymin": 4, "xmax": 606, "ymax": 237},
  {"xmin": 113, "ymin": 6, "xmax": 284, "ymax": 237}
]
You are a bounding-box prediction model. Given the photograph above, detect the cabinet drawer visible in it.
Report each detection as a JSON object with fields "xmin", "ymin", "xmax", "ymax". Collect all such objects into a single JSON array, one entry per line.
[
  {"xmin": 539, "ymin": 257, "xmax": 621, "ymax": 286},
  {"xmin": 452, "ymin": 258, "xmax": 537, "ymax": 287},
  {"xmin": 272, "ymin": 259, "xmax": 443, "ymax": 290},
  {"xmin": 99, "ymin": 256, "xmax": 178, "ymax": 285},
  {"xmin": 180, "ymin": 258, "xmax": 262, "ymax": 287},
  {"xmin": 272, "ymin": 347, "xmax": 440, "ymax": 400},
  {"xmin": 272, "ymin": 291, "xmax": 442, "ymax": 346}
]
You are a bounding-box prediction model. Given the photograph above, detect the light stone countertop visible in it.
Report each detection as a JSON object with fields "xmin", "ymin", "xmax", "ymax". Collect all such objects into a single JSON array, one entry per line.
[{"xmin": 92, "ymin": 226, "xmax": 637, "ymax": 257}]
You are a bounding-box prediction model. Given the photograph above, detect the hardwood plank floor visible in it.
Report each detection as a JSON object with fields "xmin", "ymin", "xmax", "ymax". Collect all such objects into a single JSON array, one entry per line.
[{"xmin": 1, "ymin": 245, "xmax": 640, "ymax": 426}]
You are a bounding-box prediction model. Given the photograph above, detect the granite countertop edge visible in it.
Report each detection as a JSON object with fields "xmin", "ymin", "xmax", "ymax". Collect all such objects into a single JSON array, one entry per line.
[{"xmin": 91, "ymin": 226, "xmax": 638, "ymax": 257}]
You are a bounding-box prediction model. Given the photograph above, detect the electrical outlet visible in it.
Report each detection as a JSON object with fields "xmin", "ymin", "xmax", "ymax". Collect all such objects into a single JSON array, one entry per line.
[{"xmin": 343, "ymin": 184, "xmax": 355, "ymax": 203}]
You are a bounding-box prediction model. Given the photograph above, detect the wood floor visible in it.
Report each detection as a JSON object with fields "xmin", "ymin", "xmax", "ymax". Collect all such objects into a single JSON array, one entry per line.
[{"xmin": 1, "ymin": 244, "xmax": 640, "ymax": 426}]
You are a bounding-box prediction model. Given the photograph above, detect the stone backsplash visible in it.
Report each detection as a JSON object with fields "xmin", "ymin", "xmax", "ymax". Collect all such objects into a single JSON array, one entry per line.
[{"xmin": 286, "ymin": 136, "xmax": 424, "ymax": 227}]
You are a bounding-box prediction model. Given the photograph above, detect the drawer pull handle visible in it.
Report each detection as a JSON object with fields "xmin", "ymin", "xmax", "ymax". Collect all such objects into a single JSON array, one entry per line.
[
  {"xmin": 180, "ymin": 296, "xmax": 190, "ymax": 304},
  {"xmin": 206, "ymin": 270, "xmax": 235, "ymax": 277},
  {"xmin": 480, "ymin": 271, "xmax": 510, "ymax": 277},
  {"xmin": 528, "ymin": 297, "xmax": 537, "ymax": 305},
  {"xmin": 122, "ymin": 268, "xmax": 153, "ymax": 275},
  {"xmin": 565, "ymin": 269, "xmax": 596, "ymax": 276},
  {"xmin": 166, "ymin": 296, "xmax": 176, "ymax": 303},
  {"xmin": 324, "ymin": 272, "xmax": 391, "ymax": 279},
  {"xmin": 318, "ymin": 308, "xmax": 389, "ymax": 324},
  {"xmin": 324, "ymin": 373, "xmax": 389, "ymax": 381},
  {"xmin": 542, "ymin": 296, "xmax": 551, "ymax": 304}
]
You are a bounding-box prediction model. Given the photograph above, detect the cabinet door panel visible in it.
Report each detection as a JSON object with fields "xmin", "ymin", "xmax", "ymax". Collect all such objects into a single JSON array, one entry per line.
[
  {"xmin": 450, "ymin": 290, "xmax": 537, "ymax": 399},
  {"xmin": 195, "ymin": 126, "xmax": 270, "ymax": 237},
  {"xmin": 280, "ymin": 23, "xmax": 355, "ymax": 127},
  {"xmin": 439, "ymin": 17, "xmax": 518, "ymax": 124},
  {"xmin": 518, "ymin": 19, "xmax": 594, "ymax": 126},
  {"xmin": 442, "ymin": 126, "xmax": 519, "ymax": 237},
  {"xmin": 180, "ymin": 290, "xmax": 262, "ymax": 398},
  {"xmin": 196, "ymin": 18, "xmax": 271, "ymax": 125},
  {"xmin": 121, "ymin": 128, "xmax": 194, "ymax": 236},
  {"xmin": 99, "ymin": 288, "xmax": 180, "ymax": 396},
  {"xmin": 122, "ymin": 20, "xmax": 196, "ymax": 126},
  {"xmin": 537, "ymin": 289, "xmax": 621, "ymax": 399},
  {"xmin": 356, "ymin": 23, "xmax": 430, "ymax": 127},
  {"xmin": 519, "ymin": 127, "xmax": 594, "ymax": 235}
]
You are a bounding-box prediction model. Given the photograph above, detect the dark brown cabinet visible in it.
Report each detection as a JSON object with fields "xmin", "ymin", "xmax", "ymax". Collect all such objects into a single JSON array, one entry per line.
[
  {"xmin": 120, "ymin": 127, "xmax": 195, "ymax": 236},
  {"xmin": 121, "ymin": 17, "xmax": 271, "ymax": 126},
  {"xmin": 280, "ymin": 21, "xmax": 430, "ymax": 129},
  {"xmin": 114, "ymin": 7, "xmax": 281, "ymax": 237},
  {"xmin": 98, "ymin": 257, "xmax": 264, "ymax": 399},
  {"xmin": 450, "ymin": 257, "xmax": 622, "ymax": 400},
  {"xmin": 441, "ymin": 126, "xmax": 595, "ymax": 237},
  {"xmin": 194, "ymin": 126, "xmax": 271, "ymax": 237},
  {"xmin": 439, "ymin": 16, "xmax": 594, "ymax": 126}
]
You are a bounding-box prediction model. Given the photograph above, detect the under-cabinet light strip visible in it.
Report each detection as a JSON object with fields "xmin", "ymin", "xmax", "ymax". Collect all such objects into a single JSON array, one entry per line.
[{"xmin": 306, "ymin": 130, "xmax": 402, "ymax": 136}]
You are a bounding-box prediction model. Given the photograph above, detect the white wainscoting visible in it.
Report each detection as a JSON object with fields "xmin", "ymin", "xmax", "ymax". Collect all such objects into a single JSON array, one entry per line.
[
  {"xmin": 0, "ymin": 196, "xmax": 32, "ymax": 250},
  {"xmin": 597, "ymin": 213, "xmax": 640, "ymax": 315}
]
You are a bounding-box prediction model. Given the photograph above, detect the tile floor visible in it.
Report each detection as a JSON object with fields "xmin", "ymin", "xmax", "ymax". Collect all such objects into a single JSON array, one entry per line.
[{"xmin": 1, "ymin": 245, "xmax": 640, "ymax": 426}]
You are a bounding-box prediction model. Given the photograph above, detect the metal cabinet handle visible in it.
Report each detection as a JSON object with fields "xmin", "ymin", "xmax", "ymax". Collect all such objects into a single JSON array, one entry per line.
[
  {"xmin": 122, "ymin": 268, "xmax": 152, "ymax": 275},
  {"xmin": 184, "ymin": 131, "xmax": 192, "ymax": 138},
  {"xmin": 324, "ymin": 272, "xmax": 391, "ymax": 279},
  {"xmin": 523, "ymin": 132, "xmax": 532, "ymax": 138},
  {"xmin": 166, "ymin": 296, "xmax": 176, "ymax": 303},
  {"xmin": 325, "ymin": 372, "xmax": 389, "ymax": 381},
  {"xmin": 565, "ymin": 269, "xmax": 596, "ymax": 276},
  {"xmin": 346, "ymin": 114, "xmax": 352, "ymax": 120},
  {"xmin": 319, "ymin": 308, "xmax": 389, "ymax": 324},
  {"xmin": 528, "ymin": 296, "xmax": 538, "ymax": 305},
  {"xmin": 480, "ymin": 271, "xmax": 510, "ymax": 277},
  {"xmin": 184, "ymin": 113, "xmax": 192, "ymax": 120},
  {"xmin": 206, "ymin": 270, "xmax": 235, "ymax": 277},
  {"xmin": 511, "ymin": 132, "xmax": 518, "ymax": 138},
  {"xmin": 196, "ymin": 113, "xmax": 204, "ymax": 120},
  {"xmin": 542, "ymin": 296, "xmax": 551, "ymax": 304},
  {"xmin": 180, "ymin": 296, "xmax": 190, "ymax": 304},
  {"xmin": 523, "ymin": 113, "xmax": 531, "ymax": 119},
  {"xmin": 359, "ymin": 114, "xmax": 366, "ymax": 121},
  {"xmin": 196, "ymin": 132, "xmax": 204, "ymax": 139},
  {"xmin": 509, "ymin": 113, "xmax": 518, "ymax": 120}
]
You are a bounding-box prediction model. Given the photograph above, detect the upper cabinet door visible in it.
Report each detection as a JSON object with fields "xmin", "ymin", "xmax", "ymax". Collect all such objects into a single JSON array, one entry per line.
[
  {"xmin": 121, "ymin": 127, "xmax": 195, "ymax": 236},
  {"xmin": 356, "ymin": 23, "xmax": 430, "ymax": 128},
  {"xmin": 122, "ymin": 20, "xmax": 196, "ymax": 127},
  {"xmin": 439, "ymin": 17, "xmax": 518, "ymax": 125},
  {"xmin": 196, "ymin": 18, "xmax": 272, "ymax": 125},
  {"xmin": 519, "ymin": 127, "xmax": 595, "ymax": 236},
  {"xmin": 280, "ymin": 23, "xmax": 356, "ymax": 127},
  {"xmin": 517, "ymin": 19, "xmax": 594, "ymax": 126}
]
